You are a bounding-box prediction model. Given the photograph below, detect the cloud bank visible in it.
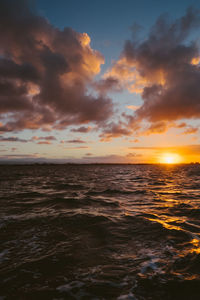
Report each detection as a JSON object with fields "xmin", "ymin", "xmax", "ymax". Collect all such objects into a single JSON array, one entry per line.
[
  {"xmin": 106, "ymin": 7, "xmax": 200, "ymax": 135},
  {"xmin": 0, "ymin": 0, "xmax": 113, "ymax": 133}
]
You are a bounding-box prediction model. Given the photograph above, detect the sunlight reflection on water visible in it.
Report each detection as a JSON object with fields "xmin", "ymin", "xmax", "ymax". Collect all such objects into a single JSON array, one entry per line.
[{"xmin": 1, "ymin": 164, "xmax": 200, "ymax": 299}]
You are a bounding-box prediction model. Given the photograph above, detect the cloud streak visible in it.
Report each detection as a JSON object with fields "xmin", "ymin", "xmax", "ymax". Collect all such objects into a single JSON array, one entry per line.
[
  {"xmin": 31, "ymin": 136, "xmax": 57, "ymax": 141},
  {"xmin": 0, "ymin": 136, "xmax": 27, "ymax": 143},
  {"xmin": 71, "ymin": 126, "xmax": 92, "ymax": 133},
  {"xmin": 66, "ymin": 139, "xmax": 87, "ymax": 144}
]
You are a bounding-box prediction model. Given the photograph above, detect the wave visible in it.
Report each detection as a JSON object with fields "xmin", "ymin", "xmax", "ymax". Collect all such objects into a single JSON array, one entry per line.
[{"xmin": 1, "ymin": 164, "xmax": 200, "ymax": 299}]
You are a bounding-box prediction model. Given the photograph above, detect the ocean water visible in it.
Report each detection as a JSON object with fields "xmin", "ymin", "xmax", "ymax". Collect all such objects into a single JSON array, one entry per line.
[{"xmin": 1, "ymin": 164, "xmax": 200, "ymax": 299}]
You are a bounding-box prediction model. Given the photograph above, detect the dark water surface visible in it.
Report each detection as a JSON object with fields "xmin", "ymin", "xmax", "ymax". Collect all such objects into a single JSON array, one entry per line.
[{"xmin": 1, "ymin": 164, "xmax": 200, "ymax": 299}]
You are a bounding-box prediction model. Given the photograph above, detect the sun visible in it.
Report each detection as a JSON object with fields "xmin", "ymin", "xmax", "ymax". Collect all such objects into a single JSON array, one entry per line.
[
  {"xmin": 159, "ymin": 153, "xmax": 181, "ymax": 164},
  {"xmin": 164, "ymin": 155, "xmax": 174, "ymax": 164}
]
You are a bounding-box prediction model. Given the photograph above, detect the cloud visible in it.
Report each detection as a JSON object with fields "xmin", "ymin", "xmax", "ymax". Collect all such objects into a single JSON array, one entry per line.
[
  {"xmin": 70, "ymin": 146, "xmax": 89, "ymax": 149},
  {"xmin": 126, "ymin": 105, "xmax": 140, "ymax": 111},
  {"xmin": 181, "ymin": 126, "xmax": 199, "ymax": 135},
  {"xmin": 94, "ymin": 76, "xmax": 122, "ymax": 94},
  {"xmin": 37, "ymin": 141, "xmax": 51, "ymax": 145},
  {"xmin": 104, "ymin": 57, "xmax": 145, "ymax": 93},
  {"xmin": 138, "ymin": 121, "xmax": 199, "ymax": 136},
  {"xmin": 106, "ymin": 8, "xmax": 200, "ymax": 134},
  {"xmin": 62, "ymin": 146, "xmax": 89, "ymax": 149},
  {"xmin": 99, "ymin": 121, "xmax": 132, "ymax": 141},
  {"xmin": 71, "ymin": 126, "xmax": 91, "ymax": 133},
  {"xmin": 85, "ymin": 152, "xmax": 93, "ymax": 156},
  {"xmin": 129, "ymin": 138, "xmax": 139, "ymax": 143},
  {"xmin": 0, "ymin": 0, "xmax": 113, "ymax": 132},
  {"xmin": 0, "ymin": 135, "xmax": 58, "ymax": 145},
  {"xmin": 142, "ymin": 121, "xmax": 169, "ymax": 135},
  {"xmin": 0, "ymin": 154, "xmax": 38, "ymax": 159},
  {"xmin": 0, "ymin": 136, "xmax": 28, "ymax": 142},
  {"xmin": 31, "ymin": 135, "xmax": 57, "ymax": 141},
  {"xmin": 66, "ymin": 139, "xmax": 87, "ymax": 143}
]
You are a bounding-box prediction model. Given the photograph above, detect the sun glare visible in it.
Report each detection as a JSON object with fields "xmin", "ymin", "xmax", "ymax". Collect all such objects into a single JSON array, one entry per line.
[{"xmin": 159, "ymin": 153, "xmax": 181, "ymax": 164}]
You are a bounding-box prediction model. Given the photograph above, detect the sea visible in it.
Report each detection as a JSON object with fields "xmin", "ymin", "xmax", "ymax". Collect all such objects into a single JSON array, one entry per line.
[{"xmin": 1, "ymin": 164, "xmax": 200, "ymax": 299}]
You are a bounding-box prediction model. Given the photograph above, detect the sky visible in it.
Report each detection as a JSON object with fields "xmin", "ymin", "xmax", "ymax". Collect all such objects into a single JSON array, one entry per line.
[{"xmin": 0, "ymin": 0, "xmax": 200, "ymax": 163}]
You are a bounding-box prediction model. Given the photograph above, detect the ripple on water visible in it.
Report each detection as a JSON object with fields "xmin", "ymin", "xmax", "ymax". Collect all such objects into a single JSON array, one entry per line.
[{"xmin": 1, "ymin": 164, "xmax": 200, "ymax": 299}]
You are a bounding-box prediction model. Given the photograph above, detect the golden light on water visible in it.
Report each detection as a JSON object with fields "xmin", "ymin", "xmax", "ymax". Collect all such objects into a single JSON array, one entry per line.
[{"xmin": 159, "ymin": 153, "xmax": 182, "ymax": 164}]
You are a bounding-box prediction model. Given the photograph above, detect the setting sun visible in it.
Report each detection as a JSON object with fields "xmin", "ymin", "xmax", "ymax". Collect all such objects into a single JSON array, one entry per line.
[{"xmin": 159, "ymin": 153, "xmax": 182, "ymax": 164}]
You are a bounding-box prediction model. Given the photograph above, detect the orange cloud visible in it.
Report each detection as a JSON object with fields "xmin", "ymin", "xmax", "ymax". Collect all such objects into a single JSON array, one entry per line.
[
  {"xmin": 37, "ymin": 141, "xmax": 51, "ymax": 145},
  {"xmin": 182, "ymin": 127, "xmax": 199, "ymax": 135},
  {"xmin": 103, "ymin": 57, "xmax": 148, "ymax": 93},
  {"xmin": 126, "ymin": 105, "xmax": 140, "ymax": 111}
]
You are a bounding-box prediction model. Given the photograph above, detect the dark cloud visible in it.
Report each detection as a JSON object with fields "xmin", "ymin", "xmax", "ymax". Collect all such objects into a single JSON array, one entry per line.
[
  {"xmin": 0, "ymin": 154, "xmax": 38, "ymax": 158},
  {"xmin": 66, "ymin": 139, "xmax": 87, "ymax": 144},
  {"xmin": 94, "ymin": 76, "xmax": 122, "ymax": 94},
  {"xmin": 85, "ymin": 152, "xmax": 93, "ymax": 156},
  {"xmin": 99, "ymin": 122, "xmax": 132, "ymax": 141},
  {"xmin": 31, "ymin": 135, "xmax": 57, "ymax": 141},
  {"xmin": 0, "ymin": 136, "xmax": 27, "ymax": 142},
  {"xmin": 0, "ymin": 58, "xmax": 40, "ymax": 82},
  {"xmin": 71, "ymin": 126, "xmax": 91, "ymax": 133},
  {"xmin": 0, "ymin": 135, "xmax": 57, "ymax": 144},
  {"xmin": 108, "ymin": 8, "xmax": 200, "ymax": 134},
  {"xmin": 0, "ymin": 0, "xmax": 113, "ymax": 132}
]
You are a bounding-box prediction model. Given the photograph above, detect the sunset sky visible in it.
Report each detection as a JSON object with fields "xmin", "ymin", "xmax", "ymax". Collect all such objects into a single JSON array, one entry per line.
[{"xmin": 1, "ymin": 0, "xmax": 200, "ymax": 163}]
